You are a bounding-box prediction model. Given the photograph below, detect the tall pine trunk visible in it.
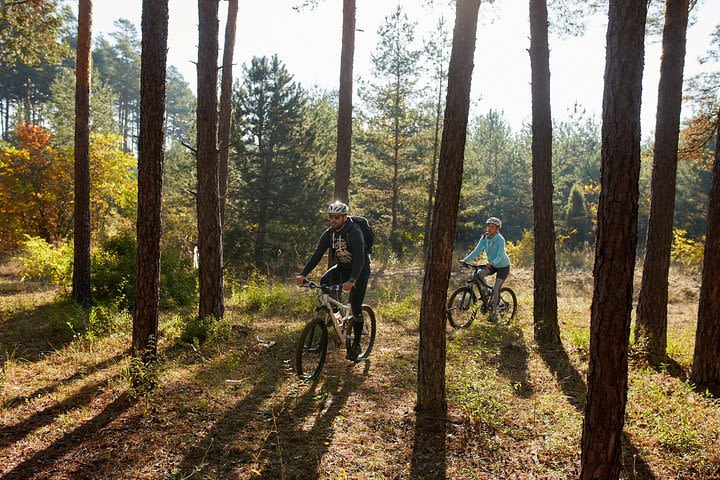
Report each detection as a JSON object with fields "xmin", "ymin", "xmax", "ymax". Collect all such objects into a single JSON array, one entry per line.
[
  {"xmin": 196, "ymin": 0, "xmax": 224, "ymax": 320},
  {"xmin": 72, "ymin": 0, "xmax": 92, "ymax": 307},
  {"xmin": 334, "ymin": 0, "xmax": 355, "ymax": 205},
  {"xmin": 529, "ymin": 0, "xmax": 560, "ymax": 346},
  {"xmin": 218, "ymin": 0, "xmax": 238, "ymax": 228},
  {"xmin": 416, "ymin": 0, "xmax": 480, "ymax": 414},
  {"xmin": 691, "ymin": 110, "xmax": 720, "ymax": 388},
  {"xmin": 635, "ymin": 0, "xmax": 690, "ymax": 361},
  {"xmin": 133, "ymin": 0, "xmax": 169, "ymax": 364},
  {"xmin": 423, "ymin": 74, "xmax": 443, "ymax": 258},
  {"xmin": 580, "ymin": 1, "xmax": 647, "ymax": 477}
]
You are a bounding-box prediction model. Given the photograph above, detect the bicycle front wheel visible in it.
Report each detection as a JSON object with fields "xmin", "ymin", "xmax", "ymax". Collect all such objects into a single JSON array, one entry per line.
[
  {"xmin": 496, "ymin": 287, "xmax": 517, "ymax": 324},
  {"xmin": 447, "ymin": 286, "xmax": 477, "ymax": 328},
  {"xmin": 296, "ymin": 317, "xmax": 328, "ymax": 380}
]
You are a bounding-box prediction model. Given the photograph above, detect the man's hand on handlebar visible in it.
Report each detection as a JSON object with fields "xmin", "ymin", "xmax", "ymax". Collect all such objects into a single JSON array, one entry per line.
[
  {"xmin": 295, "ymin": 274, "xmax": 307, "ymax": 286},
  {"xmin": 342, "ymin": 280, "xmax": 355, "ymax": 292}
]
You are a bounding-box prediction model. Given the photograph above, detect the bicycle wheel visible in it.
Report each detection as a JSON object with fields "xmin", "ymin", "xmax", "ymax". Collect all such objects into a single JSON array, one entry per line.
[
  {"xmin": 496, "ymin": 287, "xmax": 517, "ymax": 324},
  {"xmin": 345, "ymin": 305, "xmax": 377, "ymax": 361},
  {"xmin": 447, "ymin": 286, "xmax": 478, "ymax": 328},
  {"xmin": 295, "ymin": 317, "xmax": 328, "ymax": 380}
]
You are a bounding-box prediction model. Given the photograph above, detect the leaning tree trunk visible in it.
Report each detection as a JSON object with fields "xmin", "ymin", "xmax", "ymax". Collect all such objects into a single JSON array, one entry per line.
[
  {"xmin": 196, "ymin": 0, "xmax": 224, "ymax": 320},
  {"xmin": 218, "ymin": 0, "xmax": 238, "ymax": 228},
  {"xmin": 691, "ymin": 110, "xmax": 720, "ymax": 387},
  {"xmin": 635, "ymin": 0, "xmax": 690, "ymax": 362},
  {"xmin": 333, "ymin": 0, "xmax": 355, "ymax": 205},
  {"xmin": 417, "ymin": 0, "xmax": 481, "ymax": 414},
  {"xmin": 580, "ymin": 1, "xmax": 647, "ymax": 478},
  {"xmin": 72, "ymin": 0, "xmax": 92, "ymax": 307},
  {"xmin": 133, "ymin": 0, "xmax": 169, "ymax": 365},
  {"xmin": 529, "ymin": 0, "xmax": 560, "ymax": 347}
]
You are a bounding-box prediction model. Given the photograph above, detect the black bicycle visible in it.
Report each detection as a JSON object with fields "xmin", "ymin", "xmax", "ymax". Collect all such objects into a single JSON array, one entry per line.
[
  {"xmin": 295, "ymin": 281, "xmax": 376, "ymax": 380},
  {"xmin": 446, "ymin": 263, "xmax": 517, "ymax": 328}
]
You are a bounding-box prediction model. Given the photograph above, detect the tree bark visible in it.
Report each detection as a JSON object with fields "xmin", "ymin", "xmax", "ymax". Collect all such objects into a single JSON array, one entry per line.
[
  {"xmin": 133, "ymin": 0, "xmax": 168, "ymax": 364},
  {"xmin": 416, "ymin": 0, "xmax": 480, "ymax": 414},
  {"xmin": 333, "ymin": 0, "xmax": 355, "ymax": 205},
  {"xmin": 580, "ymin": 1, "xmax": 647, "ymax": 478},
  {"xmin": 691, "ymin": 110, "xmax": 720, "ymax": 388},
  {"xmin": 529, "ymin": 0, "xmax": 560, "ymax": 346},
  {"xmin": 72, "ymin": 0, "xmax": 92, "ymax": 307},
  {"xmin": 635, "ymin": 0, "xmax": 690, "ymax": 361},
  {"xmin": 196, "ymin": 0, "xmax": 224, "ymax": 320},
  {"xmin": 218, "ymin": 0, "xmax": 238, "ymax": 228}
]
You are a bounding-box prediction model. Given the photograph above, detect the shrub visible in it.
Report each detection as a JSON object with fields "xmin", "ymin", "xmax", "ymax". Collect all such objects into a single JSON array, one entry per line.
[
  {"xmin": 670, "ymin": 229, "xmax": 704, "ymax": 270},
  {"xmin": 91, "ymin": 230, "xmax": 197, "ymax": 310},
  {"xmin": 505, "ymin": 229, "xmax": 534, "ymax": 267},
  {"xmin": 16, "ymin": 236, "xmax": 73, "ymax": 289},
  {"xmin": 231, "ymin": 272, "xmax": 314, "ymax": 316},
  {"xmin": 179, "ymin": 314, "xmax": 232, "ymax": 345}
]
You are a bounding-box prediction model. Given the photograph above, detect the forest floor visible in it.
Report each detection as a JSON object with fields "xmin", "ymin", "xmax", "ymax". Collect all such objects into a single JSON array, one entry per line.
[{"xmin": 1, "ymin": 258, "xmax": 719, "ymax": 479}]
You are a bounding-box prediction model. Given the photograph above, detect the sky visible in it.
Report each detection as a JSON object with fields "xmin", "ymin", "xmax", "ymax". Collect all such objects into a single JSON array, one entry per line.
[{"xmin": 68, "ymin": 0, "xmax": 720, "ymax": 140}]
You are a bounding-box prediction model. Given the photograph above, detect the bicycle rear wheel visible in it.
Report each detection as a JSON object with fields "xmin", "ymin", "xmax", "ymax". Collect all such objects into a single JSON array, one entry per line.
[
  {"xmin": 295, "ymin": 317, "xmax": 328, "ymax": 380},
  {"xmin": 496, "ymin": 287, "xmax": 517, "ymax": 324},
  {"xmin": 345, "ymin": 305, "xmax": 377, "ymax": 361},
  {"xmin": 447, "ymin": 286, "xmax": 478, "ymax": 328}
]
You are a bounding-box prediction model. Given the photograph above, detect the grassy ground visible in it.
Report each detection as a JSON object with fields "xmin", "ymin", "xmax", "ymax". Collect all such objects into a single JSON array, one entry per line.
[{"xmin": 1, "ymin": 259, "xmax": 719, "ymax": 479}]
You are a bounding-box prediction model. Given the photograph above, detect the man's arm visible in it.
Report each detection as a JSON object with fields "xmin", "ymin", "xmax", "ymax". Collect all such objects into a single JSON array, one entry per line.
[{"xmin": 299, "ymin": 229, "xmax": 332, "ymax": 277}]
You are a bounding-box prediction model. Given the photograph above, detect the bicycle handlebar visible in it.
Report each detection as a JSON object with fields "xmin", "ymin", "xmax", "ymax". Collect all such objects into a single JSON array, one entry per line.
[
  {"xmin": 301, "ymin": 281, "xmax": 342, "ymax": 294},
  {"xmin": 461, "ymin": 262, "xmax": 487, "ymax": 270}
]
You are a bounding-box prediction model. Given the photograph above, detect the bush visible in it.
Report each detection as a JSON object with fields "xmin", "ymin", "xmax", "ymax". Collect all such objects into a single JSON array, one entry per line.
[
  {"xmin": 91, "ymin": 230, "xmax": 198, "ymax": 310},
  {"xmin": 670, "ymin": 229, "xmax": 704, "ymax": 270},
  {"xmin": 16, "ymin": 236, "xmax": 73, "ymax": 289},
  {"xmin": 231, "ymin": 272, "xmax": 314, "ymax": 316},
  {"xmin": 178, "ymin": 314, "xmax": 232, "ymax": 345},
  {"xmin": 505, "ymin": 229, "xmax": 534, "ymax": 267}
]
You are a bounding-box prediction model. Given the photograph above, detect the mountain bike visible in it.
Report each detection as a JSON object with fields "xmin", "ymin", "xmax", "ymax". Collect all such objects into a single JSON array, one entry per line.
[
  {"xmin": 446, "ymin": 263, "xmax": 517, "ymax": 328},
  {"xmin": 295, "ymin": 281, "xmax": 376, "ymax": 380}
]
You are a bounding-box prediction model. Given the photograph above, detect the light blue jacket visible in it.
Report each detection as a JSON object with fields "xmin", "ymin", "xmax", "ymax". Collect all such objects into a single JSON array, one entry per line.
[{"xmin": 463, "ymin": 233, "xmax": 511, "ymax": 268}]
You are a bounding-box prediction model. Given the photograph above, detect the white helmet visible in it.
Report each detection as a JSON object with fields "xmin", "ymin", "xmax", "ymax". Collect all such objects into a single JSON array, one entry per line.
[
  {"xmin": 486, "ymin": 216, "xmax": 502, "ymax": 228},
  {"xmin": 328, "ymin": 201, "xmax": 349, "ymax": 215}
]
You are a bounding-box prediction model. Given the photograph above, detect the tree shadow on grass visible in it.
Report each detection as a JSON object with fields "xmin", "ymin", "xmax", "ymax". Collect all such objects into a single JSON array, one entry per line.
[
  {"xmin": 176, "ymin": 345, "xmax": 370, "ymax": 480},
  {"xmin": 0, "ymin": 298, "xmax": 79, "ymax": 363},
  {"xmin": 1, "ymin": 351, "xmax": 125, "ymax": 409},
  {"xmin": 0, "ymin": 391, "xmax": 136, "ymax": 480},
  {"xmin": 0, "ymin": 373, "xmax": 123, "ymax": 450},
  {"xmin": 252, "ymin": 361, "xmax": 370, "ymax": 479},
  {"xmin": 410, "ymin": 411, "xmax": 447, "ymax": 480},
  {"xmin": 537, "ymin": 339, "xmax": 656, "ymax": 479}
]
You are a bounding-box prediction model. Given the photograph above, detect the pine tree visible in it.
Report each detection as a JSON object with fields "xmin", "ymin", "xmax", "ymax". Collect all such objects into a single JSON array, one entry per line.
[{"xmin": 227, "ymin": 55, "xmax": 324, "ymax": 266}]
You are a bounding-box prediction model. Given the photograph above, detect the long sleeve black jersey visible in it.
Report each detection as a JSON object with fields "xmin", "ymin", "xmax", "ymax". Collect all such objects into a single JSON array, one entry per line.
[{"xmin": 300, "ymin": 219, "xmax": 366, "ymax": 281}]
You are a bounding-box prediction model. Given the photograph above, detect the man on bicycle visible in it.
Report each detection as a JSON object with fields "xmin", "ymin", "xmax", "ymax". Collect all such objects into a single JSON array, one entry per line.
[
  {"xmin": 460, "ymin": 216, "xmax": 510, "ymax": 321},
  {"xmin": 295, "ymin": 201, "xmax": 370, "ymax": 361}
]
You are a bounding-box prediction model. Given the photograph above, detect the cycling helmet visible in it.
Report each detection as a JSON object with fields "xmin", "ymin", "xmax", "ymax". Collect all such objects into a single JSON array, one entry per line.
[
  {"xmin": 328, "ymin": 201, "xmax": 349, "ymax": 215},
  {"xmin": 486, "ymin": 216, "xmax": 502, "ymax": 228}
]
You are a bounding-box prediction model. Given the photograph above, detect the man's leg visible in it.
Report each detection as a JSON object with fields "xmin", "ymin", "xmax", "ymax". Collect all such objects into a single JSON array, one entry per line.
[{"xmin": 347, "ymin": 263, "xmax": 370, "ymax": 360}]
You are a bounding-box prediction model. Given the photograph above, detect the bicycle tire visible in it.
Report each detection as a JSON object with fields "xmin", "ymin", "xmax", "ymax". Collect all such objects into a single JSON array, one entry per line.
[
  {"xmin": 295, "ymin": 317, "xmax": 328, "ymax": 380},
  {"xmin": 447, "ymin": 286, "xmax": 478, "ymax": 328},
  {"xmin": 345, "ymin": 305, "xmax": 377, "ymax": 361},
  {"xmin": 496, "ymin": 287, "xmax": 517, "ymax": 324}
]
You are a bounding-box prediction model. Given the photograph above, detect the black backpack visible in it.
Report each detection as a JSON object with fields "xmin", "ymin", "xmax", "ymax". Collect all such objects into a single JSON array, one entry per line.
[{"xmin": 350, "ymin": 216, "xmax": 375, "ymax": 254}]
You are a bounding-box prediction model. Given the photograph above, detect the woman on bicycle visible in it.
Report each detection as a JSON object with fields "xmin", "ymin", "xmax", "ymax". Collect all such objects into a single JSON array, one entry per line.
[{"xmin": 460, "ymin": 216, "xmax": 510, "ymax": 321}]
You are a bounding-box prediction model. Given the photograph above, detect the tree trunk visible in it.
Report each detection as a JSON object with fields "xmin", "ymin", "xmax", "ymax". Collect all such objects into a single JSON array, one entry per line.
[
  {"xmin": 218, "ymin": 0, "xmax": 238, "ymax": 228},
  {"xmin": 72, "ymin": 0, "xmax": 92, "ymax": 307},
  {"xmin": 691, "ymin": 110, "xmax": 720, "ymax": 388},
  {"xmin": 133, "ymin": 0, "xmax": 169, "ymax": 364},
  {"xmin": 333, "ymin": 0, "xmax": 355, "ymax": 205},
  {"xmin": 416, "ymin": 0, "xmax": 480, "ymax": 414},
  {"xmin": 580, "ymin": 1, "xmax": 647, "ymax": 478},
  {"xmin": 529, "ymin": 0, "xmax": 560, "ymax": 346},
  {"xmin": 196, "ymin": 0, "xmax": 224, "ymax": 321},
  {"xmin": 635, "ymin": 0, "xmax": 690, "ymax": 361}
]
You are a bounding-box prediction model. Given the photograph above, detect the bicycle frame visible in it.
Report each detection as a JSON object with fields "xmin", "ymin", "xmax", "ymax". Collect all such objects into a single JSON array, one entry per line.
[{"xmin": 317, "ymin": 291, "xmax": 353, "ymax": 343}]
